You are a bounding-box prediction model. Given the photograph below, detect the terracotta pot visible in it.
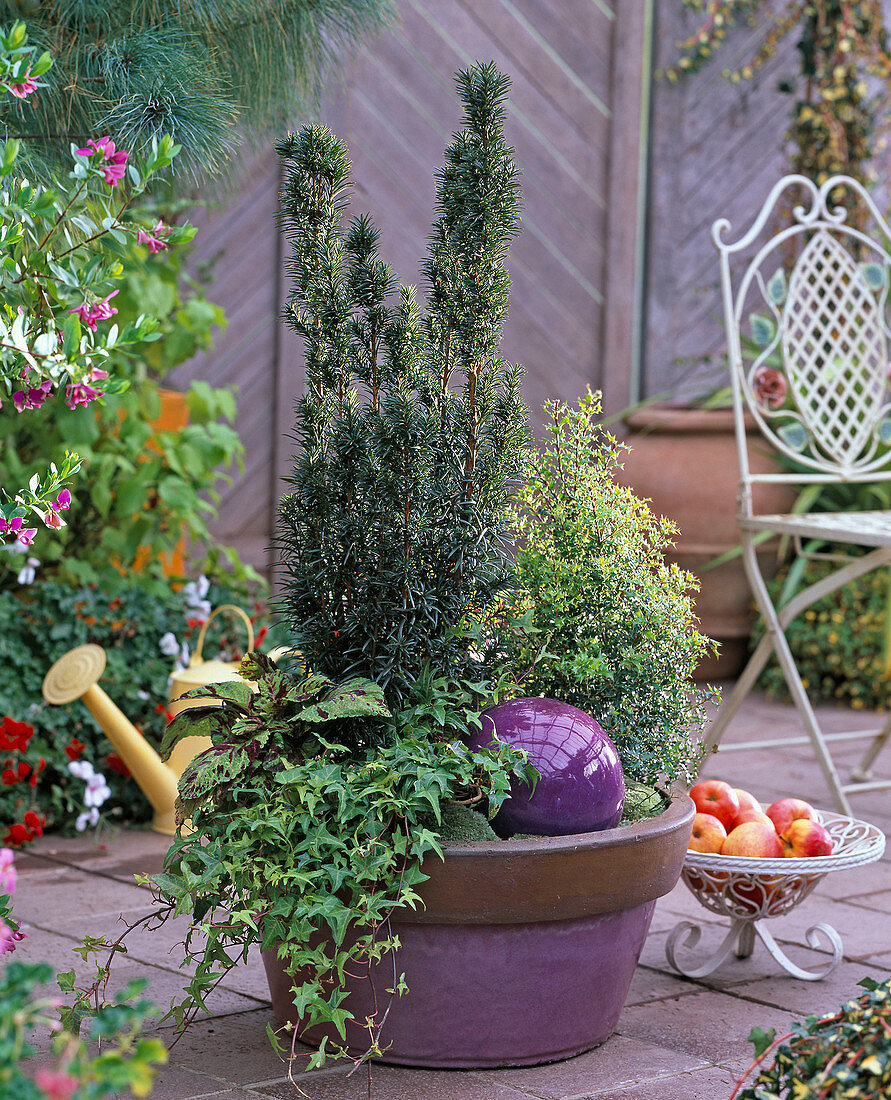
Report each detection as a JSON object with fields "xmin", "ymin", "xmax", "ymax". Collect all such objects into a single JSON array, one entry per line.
[
  {"xmin": 616, "ymin": 407, "xmax": 797, "ymax": 681},
  {"xmin": 262, "ymin": 790, "xmax": 695, "ymax": 1068}
]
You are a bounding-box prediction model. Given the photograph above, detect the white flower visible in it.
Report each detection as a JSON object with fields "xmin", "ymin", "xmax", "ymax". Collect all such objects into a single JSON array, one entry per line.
[
  {"xmin": 83, "ymin": 770, "xmax": 111, "ymax": 809},
  {"xmin": 136, "ymin": 689, "xmax": 150, "ymax": 701},
  {"xmin": 16, "ymin": 557, "xmax": 39, "ymax": 585},
  {"xmin": 183, "ymin": 575, "xmax": 210, "ymax": 608},
  {"xmin": 75, "ymin": 807, "xmax": 99, "ymax": 832},
  {"xmin": 159, "ymin": 632, "xmax": 180, "ymax": 657},
  {"xmin": 68, "ymin": 760, "xmax": 94, "ymax": 781}
]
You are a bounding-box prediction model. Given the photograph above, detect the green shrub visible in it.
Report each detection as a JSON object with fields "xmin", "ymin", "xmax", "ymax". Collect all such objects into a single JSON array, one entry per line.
[
  {"xmin": 0, "ymin": 575, "xmax": 284, "ymax": 837},
  {"xmin": 0, "ymin": 235, "xmax": 248, "ymax": 587},
  {"xmin": 737, "ymin": 976, "xmax": 891, "ymax": 1099},
  {"xmin": 501, "ymin": 392, "xmax": 716, "ymax": 787},
  {"xmin": 755, "ymin": 557, "xmax": 891, "ymax": 710}
]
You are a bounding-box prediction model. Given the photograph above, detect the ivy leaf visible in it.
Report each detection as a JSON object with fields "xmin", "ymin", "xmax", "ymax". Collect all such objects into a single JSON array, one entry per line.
[{"xmin": 748, "ymin": 1025, "xmax": 776, "ymax": 1058}]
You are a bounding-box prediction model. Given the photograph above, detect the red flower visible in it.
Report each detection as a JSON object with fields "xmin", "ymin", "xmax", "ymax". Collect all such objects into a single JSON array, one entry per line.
[
  {"xmin": 4, "ymin": 812, "xmax": 43, "ymax": 847},
  {"xmin": 0, "ymin": 717, "xmax": 34, "ymax": 754},
  {"xmin": 2, "ymin": 761, "xmax": 30, "ymax": 785},
  {"xmin": 255, "ymin": 626, "xmax": 268, "ymax": 646},
  {"xmin": 64, "ymin": 738, "xmax": 86, "ymax": 761},
  {"xmin": 29, "ymin": 757, "xmax": 46, "ymax": 787},
  {"xmin": 105, "ymin": 752, "xmax": 130, "ymax": 777}
]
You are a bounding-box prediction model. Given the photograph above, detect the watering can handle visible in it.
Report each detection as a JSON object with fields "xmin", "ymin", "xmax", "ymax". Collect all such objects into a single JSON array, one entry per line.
[{"xmin": 193, "ymin": 604, "xmax": 255, "ymax": 662}]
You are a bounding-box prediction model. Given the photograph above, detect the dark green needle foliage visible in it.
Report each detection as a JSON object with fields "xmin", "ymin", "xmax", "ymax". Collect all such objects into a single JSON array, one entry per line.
[
  {"xmin": 0, "ymin": 0, "xmax": 393, "ymax": 181},
  {"xmin": 275, "ymin": 63, "xmax": 530, "ymax": 706}
]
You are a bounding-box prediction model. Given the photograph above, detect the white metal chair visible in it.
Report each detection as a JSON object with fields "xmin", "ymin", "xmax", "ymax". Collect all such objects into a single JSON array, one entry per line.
[{"xmin": 703, "ymin": 173, "xmax": 891, "ymax": 814}]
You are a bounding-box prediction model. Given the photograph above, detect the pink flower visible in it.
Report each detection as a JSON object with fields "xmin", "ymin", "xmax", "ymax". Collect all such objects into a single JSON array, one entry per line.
[
  {"xmin": 17, "ymin": 528, "xmax": 37, "ymax": 546},
  {"xmin": 75, "ymin": 136, "xmax": 128, "ymax": 186},
  {"xmin": 43, "ymin": 510, "xmax": 63, "ymax": 530},
  {"xmin": 0, "ymin": 517, "xmax": 23, "ymax": 537},
  {"xmin": 89, "ymin": 366, "xmax": 109, "ymax": 383},
  {"xmin": 65, "ymin": 381, "xmax": 104, "ymax": 410},
  {"xmin": 137, "ymin": 220, "xmax": 172, "ymax": 254},
  {"xmin": 753, "ymin": 367, "xmax": 787, "ymax": 409},
  {"xmin": 12, "ymin": 379, "xmax": 53, "ymax": 412},
  {"xmin": 0, "ymin": 848, "xmax": 16, "ymax": 896},
  {"xmin": 33, "ymin": 1068, "xmax": 79, "ymax": 1100},
  {"xmin": 54, "ymin": 490, "xmax": 71, "ymax": 512},
  {"xmin": 68, "ymin": 289, "xmax": 118, "ymax": 331},
  {"xmin": 6, "ymin": 68, "xmax": 38, "ymax": 100},
  {"xmin": 0, "ymin": 918, "xmax": 17, "ymax": 954}
]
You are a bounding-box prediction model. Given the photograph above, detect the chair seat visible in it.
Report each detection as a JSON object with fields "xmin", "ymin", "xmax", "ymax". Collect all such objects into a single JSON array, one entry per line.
[{"xmin": 739, "ymin": 510, "xmax": 891, "ymax": 548}]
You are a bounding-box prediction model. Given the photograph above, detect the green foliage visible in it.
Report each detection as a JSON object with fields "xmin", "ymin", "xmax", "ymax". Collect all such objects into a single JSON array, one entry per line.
[
  {"xmin": 0, "ymin": 0, "xmax": 394, "ymax": 184},
  {"xmin": 145, "ymin": 662, "xmax": 532, "ymax": 1068},
  {"xmin": 755, "ymin": 556, "xmax": 891, "ymax": 710},
  {"xmin": 499, "ymin": 392, "xmax": 716, "ymax": 787},
  {"xmin": 665, "ymin": 2, "xmax": 891, "ymax": 194},
  {"xmin": 0, "ymin": 575, "xmax": 282, "ymax": 834},
  {"xmin": 736, "ymin": 976, "xmax": 891, "ymax": 1099},
  {"xmin": 0, "ymin": 961, "xmax": 166, "ymax": 1100},
  {"xmin": 0, "ymin": 230, "xmax": 248, "ymax": 583},
  {"xmin": 275, "ymin": 62, "xmax": 530, "ymax": 703},
  {"xmin": 0, "ymin": 123, "xmax": 188, "ymax": 532}
]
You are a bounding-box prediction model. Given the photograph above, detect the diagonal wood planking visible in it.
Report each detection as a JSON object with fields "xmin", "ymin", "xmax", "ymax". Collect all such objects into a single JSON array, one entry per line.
[{"xmin": 173, "ymin": 0, "xmax": 639, "ymax": 575}]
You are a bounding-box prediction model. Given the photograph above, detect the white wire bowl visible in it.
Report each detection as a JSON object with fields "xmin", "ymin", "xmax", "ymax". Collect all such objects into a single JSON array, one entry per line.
[{"xmin": 682, "ymin": 810, "xmax": 886, "ymax": 920}]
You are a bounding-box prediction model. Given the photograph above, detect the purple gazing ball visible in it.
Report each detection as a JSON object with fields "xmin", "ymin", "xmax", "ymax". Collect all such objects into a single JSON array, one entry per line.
[{"xmin": 470, "ymin": 697, "xmax": 625, "ymax": 838}]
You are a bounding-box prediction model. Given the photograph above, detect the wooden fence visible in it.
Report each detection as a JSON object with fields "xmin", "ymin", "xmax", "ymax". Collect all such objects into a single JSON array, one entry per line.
[{"xmin": 173, "ymin": 0, "xmax": 794, "ymax": 574}]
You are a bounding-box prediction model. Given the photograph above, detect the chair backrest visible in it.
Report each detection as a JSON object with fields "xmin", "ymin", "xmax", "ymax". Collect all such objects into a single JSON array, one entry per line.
[{"xmin": 713, "ymin": 174, "xmax": 891, "ymax": 489}]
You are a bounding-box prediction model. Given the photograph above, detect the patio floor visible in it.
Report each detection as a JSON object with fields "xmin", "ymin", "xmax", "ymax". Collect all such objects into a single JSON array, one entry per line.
[{"xmin": 13, "ymin": 686, "xmax": 891, "ymax": 1100}]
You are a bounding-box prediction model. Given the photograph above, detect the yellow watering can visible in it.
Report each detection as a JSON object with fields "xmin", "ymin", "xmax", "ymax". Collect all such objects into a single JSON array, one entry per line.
[{"xmin": 42, "ymin": 606, "xmax": 261, "ymax": 836}]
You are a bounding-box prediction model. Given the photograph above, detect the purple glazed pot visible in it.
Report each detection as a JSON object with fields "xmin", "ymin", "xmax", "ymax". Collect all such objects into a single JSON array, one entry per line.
[
  {"xmin": 471, "ymin": 697, "xmax": 625, "ymax": 837},
  {"xmin": 261, "ymin": 789, "xmax": 695, "ymax": 1069}
]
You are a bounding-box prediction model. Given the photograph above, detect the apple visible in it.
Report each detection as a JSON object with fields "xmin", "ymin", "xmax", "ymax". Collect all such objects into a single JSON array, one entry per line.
[
  {"xmin": 721, "ymin": 821, "xmax": 783, "ymax": 858},
  {"xmin": 689, "ymin": 780, "xmax": 740, "ymax": 831},
  {"xmin": 779, "ymin": 817, "xmax": 834, "ymax": 858},
  {"xmin": 766, "ymin": 797, "xmax": 817, "ymax": 835},
  {"xmin": 688, "ymin": 812, "xmax": 727, "ymax": 853},
  {"xmin": 733, "ymin": 788, "xmax": 762, "ymax": 822},
  {"xmin": 733, "ymin": 808, "xmax": 774, "ymax": 828}
]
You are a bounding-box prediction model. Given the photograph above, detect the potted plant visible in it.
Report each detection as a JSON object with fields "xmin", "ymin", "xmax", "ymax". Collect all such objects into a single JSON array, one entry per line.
[{"xmin": 129, "ymin": 63, "xmax": 696, "ymax": 1076}]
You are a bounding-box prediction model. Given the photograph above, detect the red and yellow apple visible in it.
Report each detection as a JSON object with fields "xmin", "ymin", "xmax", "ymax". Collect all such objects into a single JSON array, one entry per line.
[
  {"xmin": 733, "ymin": 805, "xmax": 774, "ymax": 829},
  {"xmin": 721, "ymin": 820, "xmax": 784, "ymax": 859},
  {"xmin": 732, "ymin": 787, "xmax": 762, "ymax": 822},
  {"xmin": 689, "ymin": 780, "xmax": 740, "ymax": 831},
  {"xmin": 779, "ymin": 817, "xmax": 834, "ymax": 858},
  {"xmin": 688, "ymin": 812, "xmax": 728, "ymax": 853},
  {"xmin": 765, "ymin": 797, "xmax": 817, "ymax": 835}
]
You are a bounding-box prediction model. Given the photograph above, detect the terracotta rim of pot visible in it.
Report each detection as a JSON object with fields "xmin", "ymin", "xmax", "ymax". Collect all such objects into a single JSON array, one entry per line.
[
  {"xmin": 412, "ymin": 790, "xmax": 694, "ymax": 925},
  {"xmin": 624, "ymin": 405, "xmax": 759, "ymax": 434}
]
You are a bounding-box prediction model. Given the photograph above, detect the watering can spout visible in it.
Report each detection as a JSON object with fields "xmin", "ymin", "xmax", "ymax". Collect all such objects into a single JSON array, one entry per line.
[{"xmin": 42, "ymin": 645, "xmax": 181, "ymax": 836}]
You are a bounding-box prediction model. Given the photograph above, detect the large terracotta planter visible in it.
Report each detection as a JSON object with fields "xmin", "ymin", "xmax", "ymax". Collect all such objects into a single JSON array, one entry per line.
[
  {"xmin": 616, "ymin": 407, "xmax": 796, "ymax": 681},
  {"xmin": 262, "ymin": 791, "xmax": 695, "ymax": 1068}
]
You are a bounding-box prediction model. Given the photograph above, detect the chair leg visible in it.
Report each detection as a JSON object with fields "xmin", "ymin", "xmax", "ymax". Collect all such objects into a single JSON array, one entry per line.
[
  {"xmin": 741, "ymin": 537, "xmax": 852, "ymax": 815},
  {"xmin": 852, "ymin": 711, "xmax": 891, "ymax": 782},
  {"xmin": 701, "ymin": 631, "xmax": 777, "ymax": 757}
]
